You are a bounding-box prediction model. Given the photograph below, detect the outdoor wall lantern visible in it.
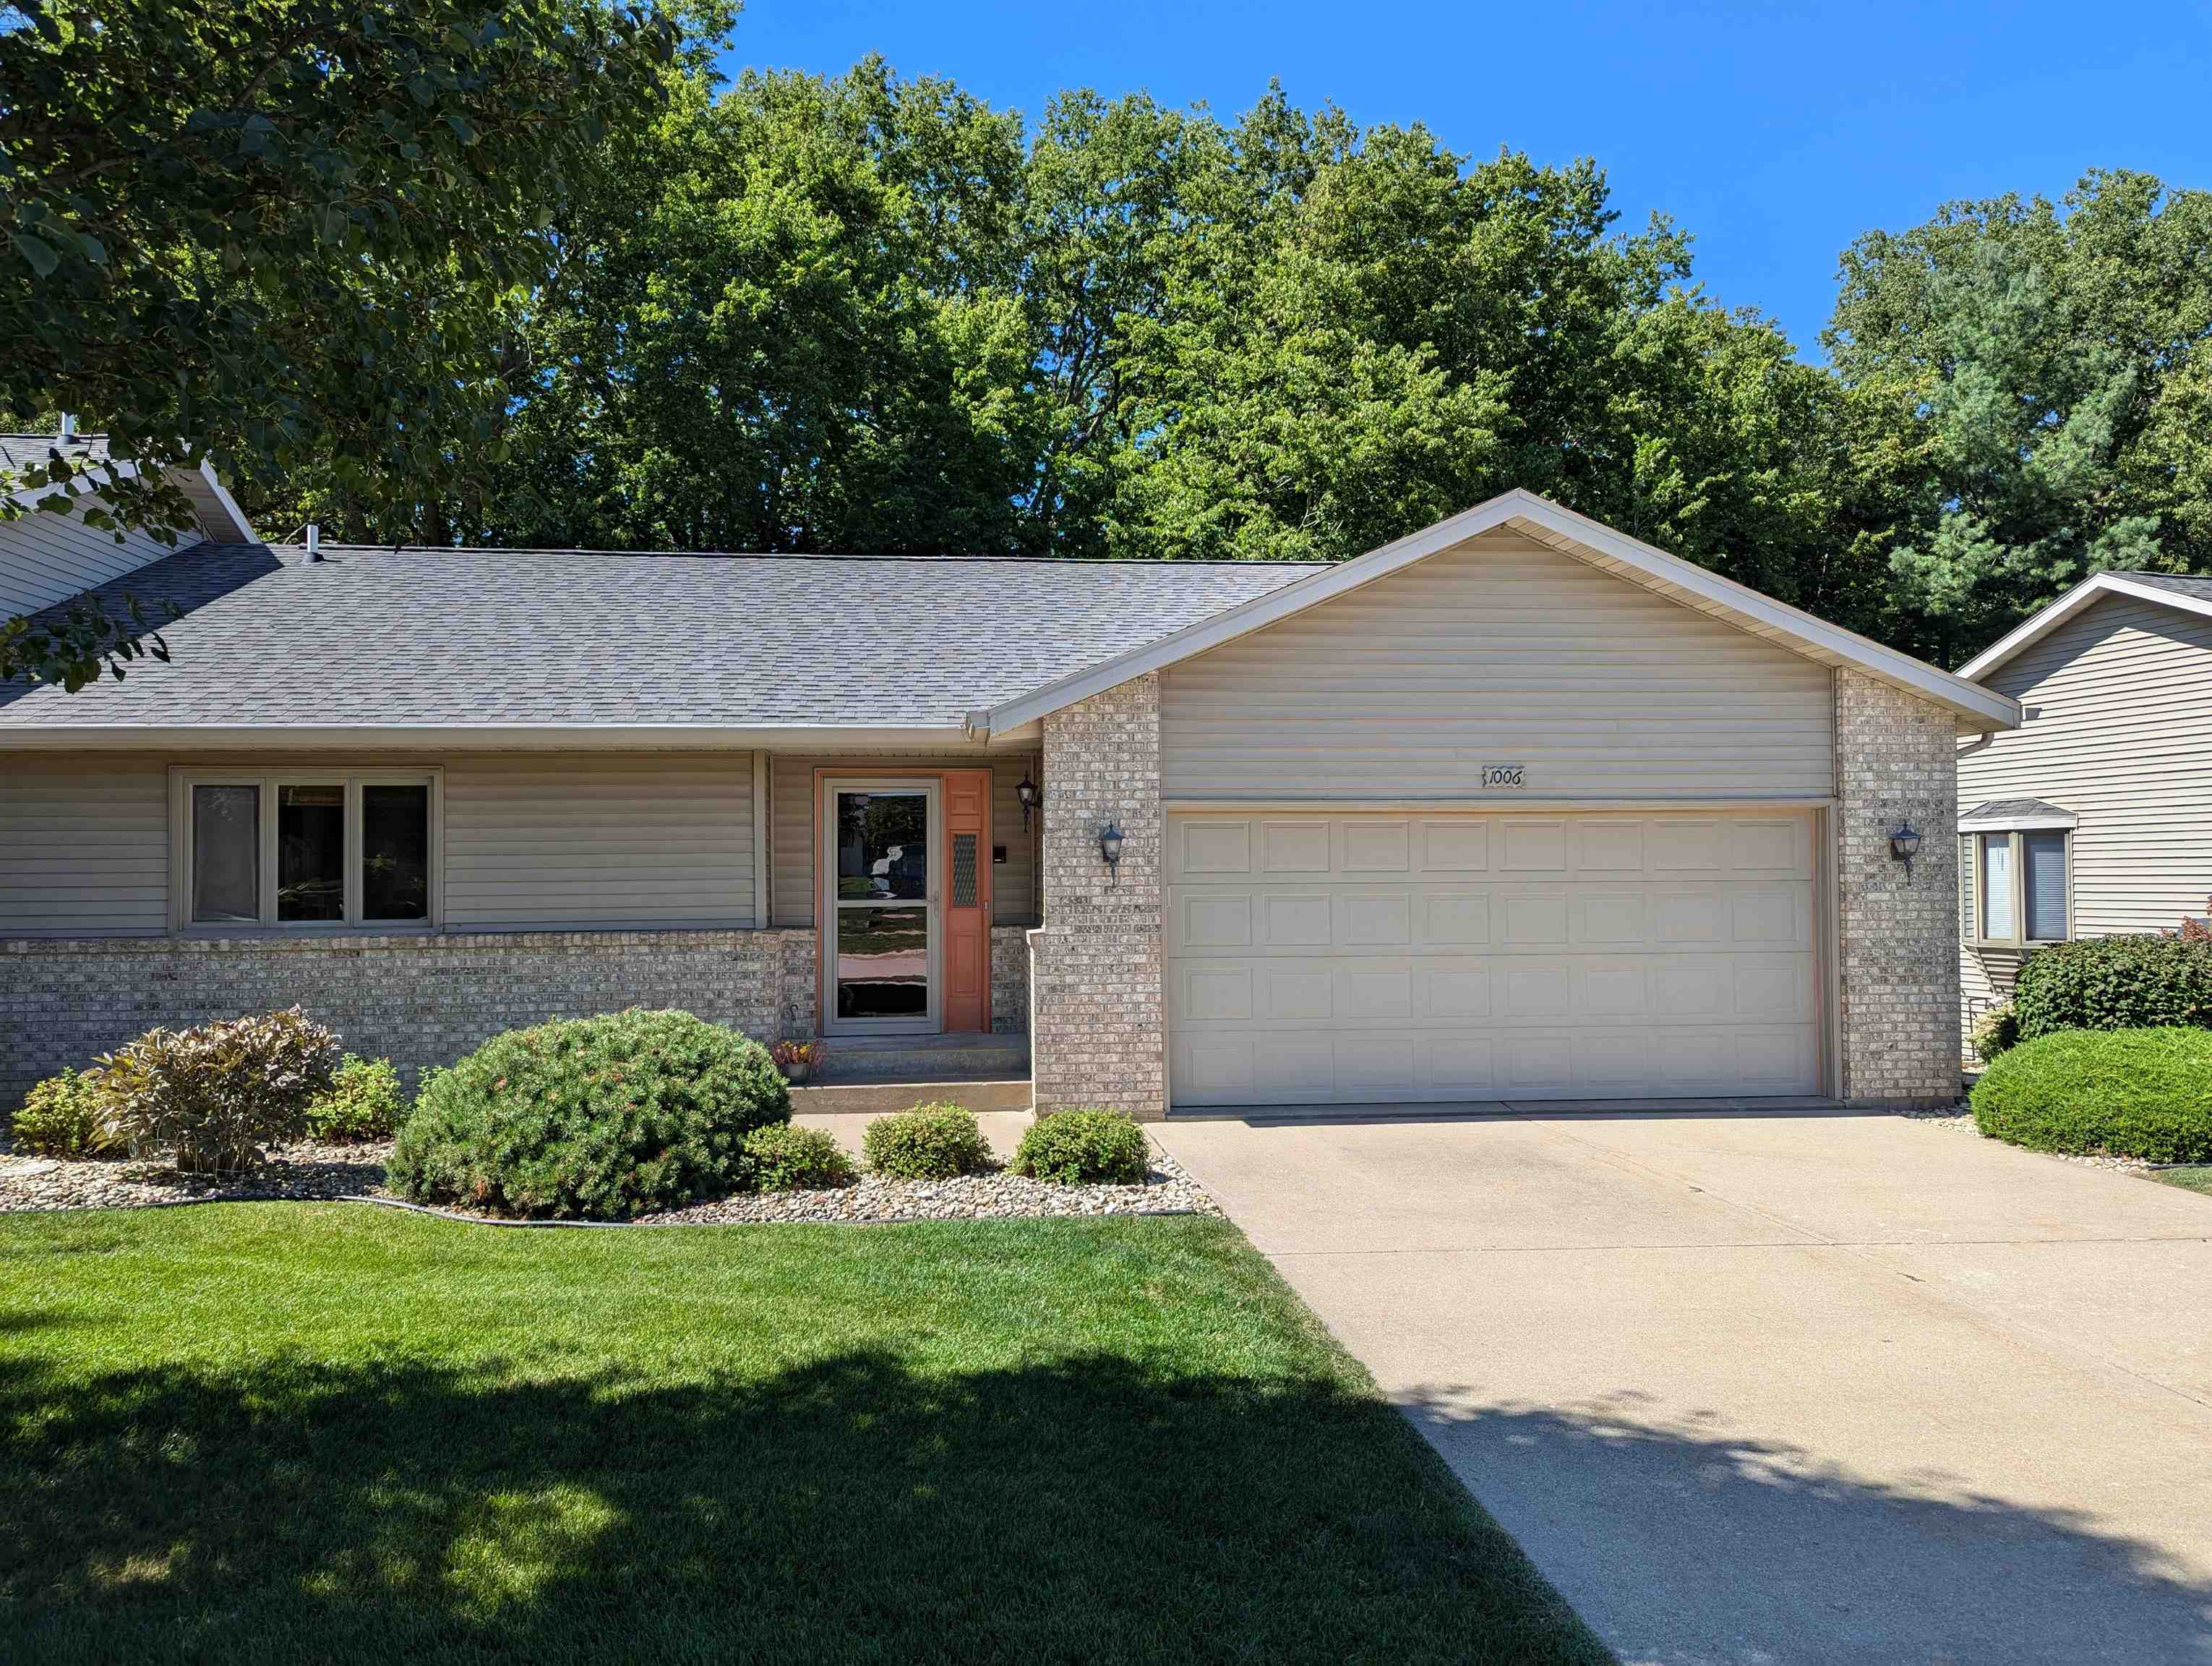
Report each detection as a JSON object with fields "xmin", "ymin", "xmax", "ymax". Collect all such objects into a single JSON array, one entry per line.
[
  {"xmin": 1016, "ymin": 771, "xmax": 1042, "ymax": 830},
  {"xmin": 1098, "ymin": 821, "xmax": 1125, "ymax": 887},
  {"xmin": 1890, "ymin": 820, "xmax": 1923, "ymax": 884}
]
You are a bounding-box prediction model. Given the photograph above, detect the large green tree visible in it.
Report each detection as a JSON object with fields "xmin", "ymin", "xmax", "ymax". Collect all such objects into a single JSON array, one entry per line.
[
  {"xmin": 1825, "ymin": 170, "xmax": 2212, "ymax": 662},
  {"xmin": 1, "ymin": 0, "xmax": 702, "ymax": 682}
]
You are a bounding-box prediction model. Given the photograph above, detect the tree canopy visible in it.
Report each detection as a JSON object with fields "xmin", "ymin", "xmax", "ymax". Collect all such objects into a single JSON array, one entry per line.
[{"xmin": 11, "ymin": 21, "xmax": 2211, "ymax": 671}]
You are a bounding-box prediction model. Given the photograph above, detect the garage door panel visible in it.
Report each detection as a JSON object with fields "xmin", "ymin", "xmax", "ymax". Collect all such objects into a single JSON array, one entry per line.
[{"xmin": 1167, "ymin": 811, "xmax": 1822, "ymax": 1107}]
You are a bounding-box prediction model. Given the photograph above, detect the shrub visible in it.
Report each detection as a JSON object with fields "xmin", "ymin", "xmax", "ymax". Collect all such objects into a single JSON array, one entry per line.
[
  {"xmin": 387, "ymin": 1009, "xmax": 788, "ymax": 1219},
  {"xmin": 305, "ymin": 1054, "xmax": 406, "ymax": 1142},
  {"xmin": 1970, "ymin": 1004, "xmax": 2020, "ymax": 1064},
  {"xmin": 93, "ymin": 1007, "xmax": 340, "ymax": 1174},
  {"xmin": 2011, "ymin": 936, "xmax": 2212, "ymax": 1040},
  {"xmin": 1011, "ymin": 1108, "xmax": 1149, "ymax": 1185},
  {"xmin": 11, "ymin": 1068, "xmax": 118, "ymax": 1159},
  {"xmin": 1970, "ymin": 1028, "xmax": 2212, "ymax": 1162},
  {"xmin": 740, "ymin": 1122, "xmax": 854, "ymax": 1192},
  {"xmin": 862, "ymin": 1102, "xmax": 993, "ymax": 1179}
]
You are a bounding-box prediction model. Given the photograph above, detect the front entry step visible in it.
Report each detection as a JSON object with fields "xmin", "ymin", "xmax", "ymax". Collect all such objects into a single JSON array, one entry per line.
[{"xmin": 795, "ymin": 1033, "xmax": 1032, "ymax": 1115}]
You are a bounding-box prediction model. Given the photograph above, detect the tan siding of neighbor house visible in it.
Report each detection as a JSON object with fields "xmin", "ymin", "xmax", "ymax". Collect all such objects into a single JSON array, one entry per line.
[
  {"xmin": 1961, "ymin": 593, "xmax": 2212, "ymax": 936},
  {"xmin": 767, "ymin": 752, "xmax": 1040, "ymax": 929},
  {"xmin": 1157, "ymin": 529, "xmax": 1836, "ymax": 800},
  {"xmin": 442, "ymin": 754, "xmax": 755, "ymax": 930},
  {"xmin": 0, "ymin": 497, "xmax": 192, "ymax": 620},
  {"xmin": 0, "ymin": 751, "xmax": 760, "ymax": 936},
  {"xmin": 0, "ymin": 756, "xmax": 171, "ymax": 935}
]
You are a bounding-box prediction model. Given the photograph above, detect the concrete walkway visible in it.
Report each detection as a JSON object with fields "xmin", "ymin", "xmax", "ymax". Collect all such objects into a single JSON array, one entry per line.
[{"xmin": 1153, "ymin": 1108, "xmax": 2212, "ymax": 1666}]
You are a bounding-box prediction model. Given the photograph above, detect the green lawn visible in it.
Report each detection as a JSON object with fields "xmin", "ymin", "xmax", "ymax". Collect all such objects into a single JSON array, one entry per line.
[
  {"xmin": 0, "ymin": 1205, "xmax": 1608, "ymax": 1665},
  {"xmin": 2149, "ymin": 1165, "xmax": 2212, "ymax": 1198}
]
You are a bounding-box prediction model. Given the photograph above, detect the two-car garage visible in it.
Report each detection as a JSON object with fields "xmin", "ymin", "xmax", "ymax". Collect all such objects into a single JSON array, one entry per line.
[{"xmin": 1165, "ymin": 808, "xmax": 1823, "ymax": 1107}]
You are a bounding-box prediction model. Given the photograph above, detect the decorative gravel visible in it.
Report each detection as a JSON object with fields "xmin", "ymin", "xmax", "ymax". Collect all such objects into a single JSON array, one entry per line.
[
  {"xmin": 1898, "ymin": 1104, "xmax": 2153, "ymax": 1173},
  {"xmin": 0, "ymin": 1135, "xmax": 1221, "ymax": 1223}
]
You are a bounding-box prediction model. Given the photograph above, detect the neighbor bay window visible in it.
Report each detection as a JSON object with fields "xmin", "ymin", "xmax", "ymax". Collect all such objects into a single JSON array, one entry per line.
[
  {"xmin": 176, "ymin": 771, "xmax": 439, "ymax": 930},
  {"xmin": 1960, "ymin": 822, "xmax": 2072, "ymax": 949}
]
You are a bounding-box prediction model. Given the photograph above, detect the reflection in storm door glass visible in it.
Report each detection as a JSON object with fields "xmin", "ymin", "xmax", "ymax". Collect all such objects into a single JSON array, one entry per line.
[
  {"xmin": 837, "ymin": 905, "xmax": 928, "ymax": 1019},
  {"xmin": 836, "ymin": 793, "xmax": 927, "ymax": 900}
]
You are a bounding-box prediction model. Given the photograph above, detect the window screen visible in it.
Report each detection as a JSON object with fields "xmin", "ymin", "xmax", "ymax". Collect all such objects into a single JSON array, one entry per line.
[
  {"xmin": 192, "ymin": 785, "xmax": 260, "ymax": 923},
  {"xmin": 2023, "ymin": 832, "xmax": 2068, "ymax": 941}
]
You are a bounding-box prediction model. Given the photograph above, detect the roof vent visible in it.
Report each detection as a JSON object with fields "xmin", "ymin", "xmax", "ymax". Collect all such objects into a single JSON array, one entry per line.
[
  {"xmin": 56, "ymin": 411, "xmax": 77, "ymax": 442},
  {"xmin": 305, "ymin": 524, "xmax": 322, "ymax": 563}
]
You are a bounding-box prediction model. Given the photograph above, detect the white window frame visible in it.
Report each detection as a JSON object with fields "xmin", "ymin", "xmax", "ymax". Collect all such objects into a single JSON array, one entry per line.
[
  {"xmin": 1965, "ymin": 828, "xmax": 2072, "ymax": 950},
  {"xmin": 169, "ymin": 767, "xmax": 443, "ymax": 934}
]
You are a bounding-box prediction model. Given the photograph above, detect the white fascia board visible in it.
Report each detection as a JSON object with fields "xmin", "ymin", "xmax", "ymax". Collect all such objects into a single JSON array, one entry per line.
[
  {"xmin": 1956, "ymin": 573, "xmax": 2212, "ymax": 682},
  {"xmin": 0, "ymin": 722, "xmax": 990, "ymax": 753},
  {"xmin": 971, "ymin": 488, "xmax": 2020, "ymax": 735},
  {"xmin": 194, "ymin": 460, "xmax": 259, "ymax": 543}
]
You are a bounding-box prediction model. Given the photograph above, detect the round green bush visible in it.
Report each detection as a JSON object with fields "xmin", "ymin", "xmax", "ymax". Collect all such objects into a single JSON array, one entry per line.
[
  {"xmin": 11, "ymin": 1068, "xmax": 118, "ymax": 1159},
  {"xmin": 1011, "ymin": 1108, "xmax": 1149, "ymax": 1184},
  {"xmin": 2012, "ymin": 936, "xmax": 2212, "ymax": 1040},
  {"xmin": 741, "ymin": 1123, "xmax": 854, "ymax": 1192},
  {"xmin": 305, "ymin": 1054, "xmax": 406, "ymax": 1142},
  {"xmin": 1970, "ymin": 1028, "xmax": 2212, "ymax": 1162},
  {"xmin": 387, "ymin": 1009, "xmax": 789, "ymax": 1218},
  {"xmin": 861, "ymin": 1102, "xmax": 993, "ymax": 1179}
]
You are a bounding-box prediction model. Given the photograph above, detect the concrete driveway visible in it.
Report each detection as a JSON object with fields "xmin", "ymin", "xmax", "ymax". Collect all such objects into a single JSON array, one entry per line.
[{"xmin": 1152, "ymin": 1108, "xmax": 2212, "ymax": 1666}]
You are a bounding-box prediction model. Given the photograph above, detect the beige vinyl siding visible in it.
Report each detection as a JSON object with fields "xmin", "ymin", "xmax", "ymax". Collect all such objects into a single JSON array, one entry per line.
[
  {"xmin": 442, "ymin": 754, "xmax": 754, "ymax": 930},
  {"xmin": 0, "ymin": 756, "xmax": 170, "ymax": 935},
  {"xmin": 768, "ymin": 752, "xmax": 1039, "ymax": 929},
  {"xmin": 1159, "ymin": 529, "xmax": 1836, "ymax": 800},
  {"xmin": 0, "ymin": 498, "xmax": 191, "ymax": 620},
  {"xmin": 0, "ymin": 751, "xmax": 758, "ymax": 936},
  {"xmin": 1960, "ymin": 593, "xmax": 2212, "ymax": 937}
]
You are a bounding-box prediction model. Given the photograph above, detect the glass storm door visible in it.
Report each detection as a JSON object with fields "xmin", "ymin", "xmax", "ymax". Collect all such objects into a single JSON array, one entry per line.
[{"xmin": 824, "ymin": 782, "xmax": 937, "ymax": 1033}]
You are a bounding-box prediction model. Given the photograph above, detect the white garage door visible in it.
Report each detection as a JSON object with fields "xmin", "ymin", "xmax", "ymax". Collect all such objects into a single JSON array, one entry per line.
[{"xmin": 1166, "ymin": 810, "xmax": 1822, "ymax": 1107}]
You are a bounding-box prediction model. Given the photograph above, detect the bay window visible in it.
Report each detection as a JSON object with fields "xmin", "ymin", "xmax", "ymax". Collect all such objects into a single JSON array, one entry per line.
[
  {"xmin": 1961, "ymin": 824, "xmax": 2071, "ymax": 949},
  {"xmin": 176, "ymin": 770, "xmax": 439, "ymax": 931}
]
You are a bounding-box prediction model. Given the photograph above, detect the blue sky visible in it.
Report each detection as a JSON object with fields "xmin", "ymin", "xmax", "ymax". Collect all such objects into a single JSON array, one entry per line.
[{"xmin": 718, "ymin": 0, "xmax": 2212, "ymax": 358}]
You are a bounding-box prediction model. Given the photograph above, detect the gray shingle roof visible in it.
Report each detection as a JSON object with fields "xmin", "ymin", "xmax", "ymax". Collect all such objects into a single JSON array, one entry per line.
[
  {"xmin": 2112, "ymin": 571, "xmax": 2212, "ymax": 602},
  {"xmin": 0, "ymin": 541, "xmax": 1320, "ymax": 732},
  {"xmin": 1960, "ymin": 798, "xmax": 2078, "ymax": 826},
  {"xmin": 0, "ymin": 432, "xmax": 111, "ymax": 474}
]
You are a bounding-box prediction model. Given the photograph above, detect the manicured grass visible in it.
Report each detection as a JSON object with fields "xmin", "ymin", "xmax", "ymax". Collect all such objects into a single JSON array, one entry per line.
[
  {"xmin": 2149, "ymin": 1165, "xmax": 2212, "ymax": 1198},
  {"xmin": 0, "ymin": 1205, "xmax": 1608, "ymax": 1665}
]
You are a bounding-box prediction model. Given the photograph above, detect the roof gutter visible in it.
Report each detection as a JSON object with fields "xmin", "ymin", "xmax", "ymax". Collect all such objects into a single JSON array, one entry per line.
[{"xmin": 0, "ymin": 722, "xmax": 1005, "ymax": 753}]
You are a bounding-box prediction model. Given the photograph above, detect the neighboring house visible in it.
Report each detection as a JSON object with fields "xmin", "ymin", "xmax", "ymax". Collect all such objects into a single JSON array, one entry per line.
[
  {"xmin": 1, "ymin": 430, "xmax": 258, "ymax": 621},
  {"xmin": 0, "ymin": 485, "xmax": 2016, "ymax": 1116},
  {"xmin": 1955, "ymin": 571, "xmax": 2212, "ymax": 1055}
]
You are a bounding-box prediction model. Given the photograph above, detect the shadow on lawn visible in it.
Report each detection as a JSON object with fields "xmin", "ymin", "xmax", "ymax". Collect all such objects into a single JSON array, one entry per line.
[
  {"xmin": 1399, "ymin": 1387, "xmax": 2212, "ymax": 1666},
  {"xmin": 0, "ymin": 1345, "xmax": 1606, "ymax": 1666}
]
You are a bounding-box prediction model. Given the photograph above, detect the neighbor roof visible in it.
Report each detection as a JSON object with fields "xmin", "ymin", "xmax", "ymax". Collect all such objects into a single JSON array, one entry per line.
[
  {"xmin": 970, "ymin": 489, "xmax": 2019, "ymax": 735},
  {"xmin": 0, "ymin": 432, "xmax": 111, "ymax": 472},
  {"xmin": 1958, "ymin": 570, "xmax": 2212, "ymax": 683},
  {"xmin": 0, "ymin": 541, "xmax": 1319, "ymax": 748}
]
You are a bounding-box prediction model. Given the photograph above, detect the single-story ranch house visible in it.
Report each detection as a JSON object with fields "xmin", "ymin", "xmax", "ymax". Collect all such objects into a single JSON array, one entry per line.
[
  {"xmin": 1, "ymin": 474, "xmax": 2018, "ymax": 1114},
  {"xmin": 1955, "ymin": 570, "xmax": 2212, "ymax": 1054}
]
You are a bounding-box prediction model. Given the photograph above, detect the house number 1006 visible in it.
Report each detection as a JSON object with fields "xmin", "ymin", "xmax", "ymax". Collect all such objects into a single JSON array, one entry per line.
[{"xmin": 1480, "ymin": 763, "xmax": 1526, "ymax": 789}]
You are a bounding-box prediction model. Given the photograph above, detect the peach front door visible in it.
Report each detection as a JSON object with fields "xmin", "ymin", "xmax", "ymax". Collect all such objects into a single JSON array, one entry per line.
[{"xmin": 940, "ymin": 769, "xmax": 993, "ymax": 1032}]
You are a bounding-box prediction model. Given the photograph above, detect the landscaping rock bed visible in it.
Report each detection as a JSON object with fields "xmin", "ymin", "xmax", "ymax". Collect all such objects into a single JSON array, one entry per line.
[
  {"xmin": 1898, "ymin": 1104, "xmax": 2153, "ymax": 1173},
  {"xmin": 0, "ymin": 1135, "xmax": 1220, "ymax": 1222}
]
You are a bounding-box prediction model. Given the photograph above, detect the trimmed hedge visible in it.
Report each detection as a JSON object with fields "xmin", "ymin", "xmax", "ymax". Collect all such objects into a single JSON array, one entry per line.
[
  {"xmin": 740, "ymin": 1123, "xmax": 854, "ymax": 1192},
  {"xmin": 862, "ymin": 1103, "xmax": 993, "ymax": 1179},
  {"xmin": 2012, "ymin": 936, "xmax": 2212, "ymax": 1040},
  {"xmin": 1970, "ymin": 1028, "xmax": 2212, "ymax": 1162},
  {"xmin": 387, "ymin": 1009, "xmax": 789, "ymax": 1219},
  {"xmin": 1012, "ymin": 1108, "xmax": 1149, "ymax": 1184}
]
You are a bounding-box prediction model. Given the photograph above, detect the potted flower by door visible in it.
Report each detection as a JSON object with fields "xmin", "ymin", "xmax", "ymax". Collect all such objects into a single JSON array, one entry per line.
[{"xmin": 773, "ymin": 1039, "xmax": 823, "ymax": 1085}]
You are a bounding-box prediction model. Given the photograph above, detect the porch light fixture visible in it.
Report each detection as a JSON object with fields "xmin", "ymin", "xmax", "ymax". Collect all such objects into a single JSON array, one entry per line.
[
  {"xmin": 1098, "ymin": 820, "xmax": 1125, "ymax": 887},
  {"xmin": 1890, "ymin": 820, "xmax": 1923, "ymax": 884},
  {"xmin": 1016, "ymin": 771, "xmax": 1042, "ymax": 830}
]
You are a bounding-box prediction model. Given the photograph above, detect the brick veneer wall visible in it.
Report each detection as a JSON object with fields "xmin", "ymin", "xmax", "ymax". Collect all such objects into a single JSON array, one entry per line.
[
  {"xmin": 1, "ymin": 928, "xmax": 817, "ymax": 1106},
  {"xmin": 1029, "ymin": 672, "xmax": 1165, "ymax": 1116},
  {"xmin": 1834, "ymin": 669, "xmax": 1961, "ymax": 1103},
  {"xmin": 989, "ymin": 924, "xmax": 1030, "ymax": 1037}
]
